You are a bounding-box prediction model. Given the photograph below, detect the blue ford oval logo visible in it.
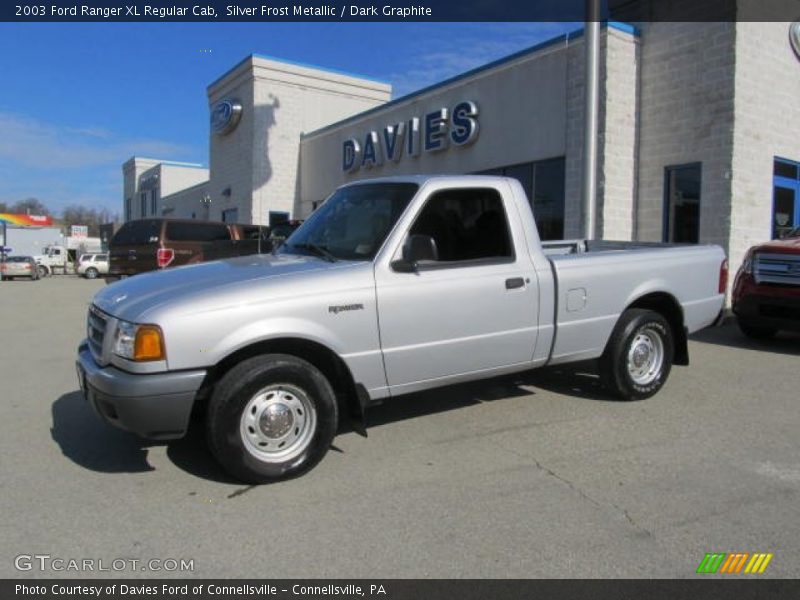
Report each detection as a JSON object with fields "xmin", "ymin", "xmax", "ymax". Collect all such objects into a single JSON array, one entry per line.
[{"xmin": 211, "ymin": 99, "xmax": 243, "ymax": 135}]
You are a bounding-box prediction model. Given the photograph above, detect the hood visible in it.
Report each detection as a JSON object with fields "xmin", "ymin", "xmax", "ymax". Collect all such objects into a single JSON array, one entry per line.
[
  {"xmin": 754, "ymin": 236, "xmax": 800, "ymax": 255},
  {"xmin": 92, "ymin": 253, "xmax": 358, "ymax": 322}
]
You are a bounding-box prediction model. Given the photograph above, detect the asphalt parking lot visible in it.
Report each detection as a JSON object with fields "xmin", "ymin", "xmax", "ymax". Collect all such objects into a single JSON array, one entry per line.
[{"xmin": 0, "ymin": 276, "xmax": 798, "ymax": 579}]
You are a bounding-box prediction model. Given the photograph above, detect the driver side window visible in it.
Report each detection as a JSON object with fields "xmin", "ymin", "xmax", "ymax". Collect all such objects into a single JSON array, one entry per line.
[{"xmin": 409, "ymin": 188, "xmax": 513, "ymax": 264}]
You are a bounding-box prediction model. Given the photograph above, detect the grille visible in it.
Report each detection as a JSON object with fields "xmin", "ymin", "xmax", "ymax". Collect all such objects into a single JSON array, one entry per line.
[
  {"xmin": 87, "ymin": 305, "xmax": 108, "ymax": 361},
  {"xmin": 755, "ymin": 253, "xmax": 800, "ymax": 286}
]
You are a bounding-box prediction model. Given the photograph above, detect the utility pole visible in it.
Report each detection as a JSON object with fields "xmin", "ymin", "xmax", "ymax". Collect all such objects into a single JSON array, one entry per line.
[{"xmin": 582, "ymin": 0, "xmax": 601, "ymax": 240}]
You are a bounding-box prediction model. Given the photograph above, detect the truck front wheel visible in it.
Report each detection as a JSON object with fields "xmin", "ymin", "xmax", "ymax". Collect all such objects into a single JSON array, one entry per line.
[
  {"xmin": 37, "ymin": 265, "xmax": 49, "ymax": 278},
  {"xmin": 599, "ymin": 309, "xmax": 674, "ymax": 401},
  {"xmin": 206, "ymin": 354, "xmax": 338, "ymax": 483}
]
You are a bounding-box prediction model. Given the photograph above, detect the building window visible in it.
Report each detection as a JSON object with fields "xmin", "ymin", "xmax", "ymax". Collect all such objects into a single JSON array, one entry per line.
[
  {"xmin": 221, "ymin": 208, "xmax": 239, "ymax": 223},
  {"xmin": 125, "ymin": 197, "xmax": 131, "ymax": 222},
  {"xmin": 150, "ymin": 189, "xmax": 157, "ymax": 215},
  {"xmin": 476, "ymin": 157, "xmax": 565, "ymax": 240},
  {"xmin": 269, "ymin": 211, "xmax": 290, "ymax": 227},
  {"xmin": 140, "ymin": 192, "xmax": 147, "ymax": 218},
  {"xmin": 773, "ymin": 157, "xmax": 800, "ymax": 239},
  {"xmin": 664, "ymin": 163, "xmax": 702, "ymax": 243}
]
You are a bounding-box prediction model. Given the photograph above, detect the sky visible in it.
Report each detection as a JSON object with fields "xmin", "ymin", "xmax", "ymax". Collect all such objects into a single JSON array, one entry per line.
[{"xmin": 0, "ymin": 22, "xmax": 576, "ymax": 217}]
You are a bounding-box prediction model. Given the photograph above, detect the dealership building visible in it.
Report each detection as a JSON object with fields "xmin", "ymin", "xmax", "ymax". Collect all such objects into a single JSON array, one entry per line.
[{"xmin": 123, "ymin": 18, "xmax": 800, "ymax": 288}]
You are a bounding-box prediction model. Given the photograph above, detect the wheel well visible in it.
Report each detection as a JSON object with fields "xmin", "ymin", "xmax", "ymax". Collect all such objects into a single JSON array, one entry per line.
[
  {"xmin": 196, "ymin": 338, "xmax": 361, "ymax": 419},
  {"xmin": 627, "ymin": 292, "xmax": 689, "ymax": 365}
]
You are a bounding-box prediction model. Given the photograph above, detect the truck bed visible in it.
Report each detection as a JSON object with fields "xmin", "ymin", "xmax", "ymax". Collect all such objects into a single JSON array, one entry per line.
[{"xmin": 541, "ymin": 241, "xmax": 725, "ymax": 366}]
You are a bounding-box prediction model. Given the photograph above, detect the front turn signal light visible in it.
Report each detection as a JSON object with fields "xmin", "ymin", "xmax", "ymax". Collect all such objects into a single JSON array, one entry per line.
[{"xmin": 134, "ymin": 325, "xmax": 165, "ymax": 361}]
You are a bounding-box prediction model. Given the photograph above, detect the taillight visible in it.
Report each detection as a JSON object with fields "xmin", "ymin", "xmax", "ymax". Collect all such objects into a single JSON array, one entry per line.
[
  {"xmin": 157, "ymin": 248, "xmax": 175, "ymax": 269},
  {"xmin": 719, "ymin": 258, "xmax": 729, "ymax": 294}
]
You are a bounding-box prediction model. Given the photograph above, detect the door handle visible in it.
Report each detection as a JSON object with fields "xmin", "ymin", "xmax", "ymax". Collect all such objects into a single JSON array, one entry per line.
[{"xmin": 505, "ymin": 277, "xmax": 525, "ymax": 290}]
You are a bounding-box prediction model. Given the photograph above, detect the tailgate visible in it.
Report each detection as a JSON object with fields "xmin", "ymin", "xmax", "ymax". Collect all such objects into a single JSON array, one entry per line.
[{"xmin": 109, "ymin": 244, "xmax": 158, "ymax": 275}]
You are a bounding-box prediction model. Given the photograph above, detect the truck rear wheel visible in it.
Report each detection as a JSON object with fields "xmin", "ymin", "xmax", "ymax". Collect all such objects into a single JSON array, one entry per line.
[
  {"xmin": 206, "ymin": 354, "xmax": 338, "ymax": 483},
  {"xmin": 599, "ymin": 309, "xmax": 674, "ymax": 401}
]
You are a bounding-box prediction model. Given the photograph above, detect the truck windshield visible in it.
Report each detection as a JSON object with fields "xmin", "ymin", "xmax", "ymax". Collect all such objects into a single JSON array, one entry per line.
[{"xmin": 280, "ymin": 183, "xmax": 418, "ymax": 261}]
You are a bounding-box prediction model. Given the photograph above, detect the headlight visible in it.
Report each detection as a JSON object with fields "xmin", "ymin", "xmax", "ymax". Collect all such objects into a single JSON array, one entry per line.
[
  {"xmin": 741, "ymin": 249, "xmax": 755, "ymax": 275},
  {"xmin": 114, "ymin": 320, "xmax": 166, "ymax": 361}
]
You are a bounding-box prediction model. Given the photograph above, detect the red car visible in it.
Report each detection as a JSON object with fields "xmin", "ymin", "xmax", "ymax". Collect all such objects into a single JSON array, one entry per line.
[{"xmin": 732, "ymin": 227, "xmax": 800, "ymax": 338}]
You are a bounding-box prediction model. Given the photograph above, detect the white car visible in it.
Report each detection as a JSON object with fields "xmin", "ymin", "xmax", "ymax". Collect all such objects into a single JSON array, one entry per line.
[{"xmin": 76, "ymin": 253, "xmax": 109, "ymax": 279}]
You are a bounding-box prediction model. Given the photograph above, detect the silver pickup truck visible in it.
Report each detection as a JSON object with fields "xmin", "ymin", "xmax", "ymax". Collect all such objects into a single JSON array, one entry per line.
[{"xmin": 76, "ymin": 176, "xmax": 727, "ymax": 483}]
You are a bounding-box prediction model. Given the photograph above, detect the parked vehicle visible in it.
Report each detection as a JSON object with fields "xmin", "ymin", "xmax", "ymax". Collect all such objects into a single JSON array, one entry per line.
[
  {"xmin": 108, "ymin": 219, "xmax": 268, "ymax": 278},
  {"xmin": 77, "ymin": 176, "xmax": 727, "ymax": 483},
  {"xmin": 35, "ymin": 245, "xmax": 69, "ymax": 277},
  {"xmin": 266, "ymin": 219, "xmax": 303, "ymax": 250},
  {"xmin": 732, "ymin": 227, "xmax": 800, "ymax": 338},
  {"xmin": 77, "ymin": 253, "xmax": 109, "ymax": 279},
  {"xmin": 0, "ymin": 255, "xmax": 40, "ymax": 281}
]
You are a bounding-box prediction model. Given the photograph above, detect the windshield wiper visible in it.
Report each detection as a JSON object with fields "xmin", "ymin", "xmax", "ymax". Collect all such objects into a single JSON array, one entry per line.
[{"xmin": 291, "ymin": 242, "xmax": 338, "ymax": 263}]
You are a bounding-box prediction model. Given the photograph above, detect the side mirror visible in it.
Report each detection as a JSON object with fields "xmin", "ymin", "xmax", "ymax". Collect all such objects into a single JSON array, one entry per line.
[{"xmin": 391, "ymin": 234, "xmax": 438, "ymax": 272}]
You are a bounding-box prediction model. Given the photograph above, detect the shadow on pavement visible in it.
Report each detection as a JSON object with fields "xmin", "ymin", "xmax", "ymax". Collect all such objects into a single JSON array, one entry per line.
[
  {"xmin": 51, "ymin": 391, "xmax": 160, "ymax": 473},
  {"xmin": 522, "ymin": 363, "xmax": 612, "ymax": 401},
  {"xmin": 690, "ymin": 322, "xmax": 800, "ymax": 356},
  {"xmin": 165, "ymin": 422, "xmax": 239, "ymax": 484},
  {"xmin": 54, "ymin": 363, "xmax": 618, "ymax": 479},
  {"xmin": 365, "ymin": 361, "xmax": 614, "ymax": 430},
  {"xmin": 51, "ymin": 391, "xmax": 237, "ymax": 483}
]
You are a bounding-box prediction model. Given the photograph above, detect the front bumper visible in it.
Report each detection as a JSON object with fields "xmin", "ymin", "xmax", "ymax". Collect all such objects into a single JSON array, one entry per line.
[
  {"xmin": 76, "ymin": 342, "xmax": 206, "ymax": 440},
  {"xmin": 733, "ymin": 292, "xmax": 800, "ymax": 332}
]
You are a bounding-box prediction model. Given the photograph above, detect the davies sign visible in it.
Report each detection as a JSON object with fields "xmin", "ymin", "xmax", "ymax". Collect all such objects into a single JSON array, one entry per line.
[{"xmin": 342, "ymin": 101, "xmax": 479, "ymax": 173}]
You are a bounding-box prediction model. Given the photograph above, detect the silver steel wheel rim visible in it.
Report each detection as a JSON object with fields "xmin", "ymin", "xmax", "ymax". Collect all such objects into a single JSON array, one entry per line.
[
  {"xmin": 239, "ymin": 384, "xmax": 317, "ymax": 463},
  {"xmin": 626, "ymin": 327, "xmax": 664, "ymax": 385}
]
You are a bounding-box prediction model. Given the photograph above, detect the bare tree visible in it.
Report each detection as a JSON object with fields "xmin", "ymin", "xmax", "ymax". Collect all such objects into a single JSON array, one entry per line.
[
  {"xmin": 11, "ymin": 198, "xmax": 51, "ymax": 216},
  {"xmin": 61, "ymin": 204, "xmax": 110, "ymax": 236}
]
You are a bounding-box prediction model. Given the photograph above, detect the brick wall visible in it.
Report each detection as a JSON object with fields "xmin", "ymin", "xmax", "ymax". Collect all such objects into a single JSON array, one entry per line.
[
  {"xmin": 564, "ymin": 27, "xmax": 640, "ymax": 240},
  {"xmin": 730, "ymin": 21, "xmax": 800, "ymax": 282},
  {"xmin": 635, "ymin": 22, "xmax": 737, "ymax": 248},
  {"xmin": 208, "ymin": 56, "xmax": 391, "ymax": 225}
]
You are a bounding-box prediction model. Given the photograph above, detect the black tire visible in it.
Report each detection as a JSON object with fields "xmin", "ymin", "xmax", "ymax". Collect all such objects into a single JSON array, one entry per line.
[
  {"xmin": 206, "ymin": 354, "xmax": 338, "ymax": 483},
  {"xmin": 85, "ymin": 267, "xmax": 98, "ymax": 279},
  {"xmin": 37, "ymin": 265, "xmax": 48, "ymax": 278},
  {"xmin": 737, "ymin": 318, "xmax": 777, "ymax": 340},
  {"xmin": 599, "ymin": 309, "xmax": 674, "ymax": 401}
]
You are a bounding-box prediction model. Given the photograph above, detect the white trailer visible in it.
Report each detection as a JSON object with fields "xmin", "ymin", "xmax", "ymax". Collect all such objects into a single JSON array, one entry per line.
[{"xmin": 0, "ymin": 227, "xmax": 63, "ymax": 258}]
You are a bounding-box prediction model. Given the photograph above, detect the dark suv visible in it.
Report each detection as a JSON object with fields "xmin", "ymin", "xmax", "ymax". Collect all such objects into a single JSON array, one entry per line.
[{"xmin": 109, "ymin": 219, "xmax": 270, "ymax": 278}]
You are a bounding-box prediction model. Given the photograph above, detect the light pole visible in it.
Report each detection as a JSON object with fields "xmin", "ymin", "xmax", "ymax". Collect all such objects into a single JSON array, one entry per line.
[{"xmin": 582, "ymin": 0, "xmax": 601, "ymax": 240}]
